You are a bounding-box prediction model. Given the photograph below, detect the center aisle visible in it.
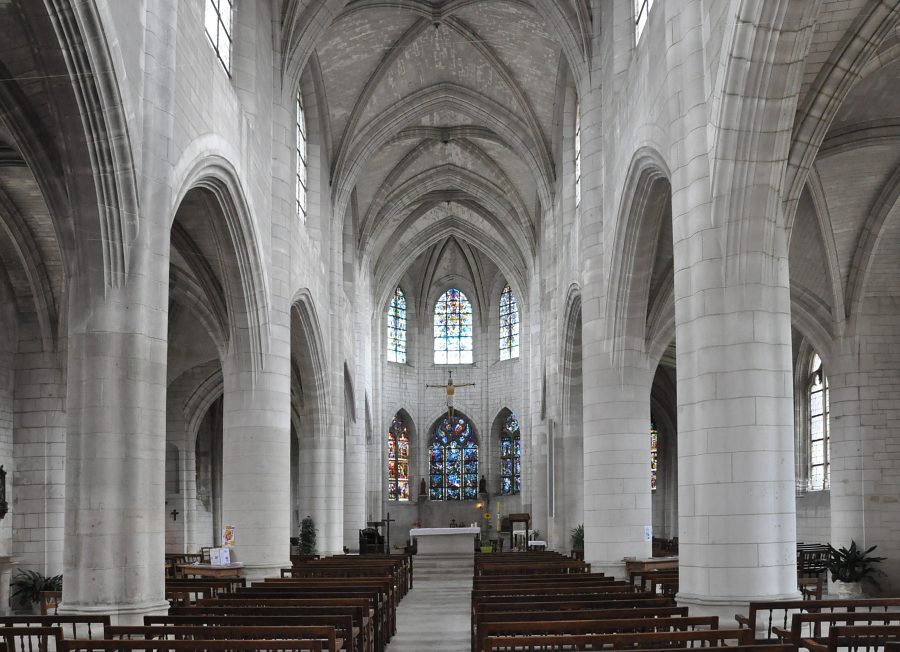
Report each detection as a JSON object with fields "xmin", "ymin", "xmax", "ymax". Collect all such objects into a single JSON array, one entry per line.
[{"xmin": 386, "ymin": 553, "xmax": 473, "ymax": 652}]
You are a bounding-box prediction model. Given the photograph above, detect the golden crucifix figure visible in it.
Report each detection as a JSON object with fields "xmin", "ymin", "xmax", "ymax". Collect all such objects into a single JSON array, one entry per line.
[{"xmin": 426, "ymin": 370, "xmax": 475, "ymax": 422}]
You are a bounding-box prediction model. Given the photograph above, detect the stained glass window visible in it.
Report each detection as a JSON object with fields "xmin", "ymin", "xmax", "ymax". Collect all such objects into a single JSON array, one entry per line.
[
  {"xmin": 809, "ymin": 353, "xmax": 830, "ymax": 491},
  {"xmin": 499, "ymin": 285, "xmax": 519, "ymax": 360},
  {"xmin": 388, "ymin": 414, "xmax": 410, "ymax": 502},
  {"xmin": 635, "ymin": 0, "xmax": 654, "ymax": 41},
  {"xmin": 296, "ymin": 92, "xmax": 308, "ymax": 220},
  {"xmin": 429, "ymin": 415, "xmax": 478, "ymax": 500},
  {"xmin": 650, "ymin": 424, "xmax": 658, "ymax": 491},
  {"xmin": 434, "ymin": 288, "xmax": 473, "ymax": 364},
  {"xmin": 574, "ymin": 100, "xmax": 582, "ymax": 209},
  {"xmin": 205, "ymin": 0, "xmax": 233, "ymax": 74},
  {"xmin": 387, "ymin": 287, "xmax": 407, "ymax": 363},
  {"xmin": 500, "ymin": 412, "xmax": 521, "ymax": 495}
]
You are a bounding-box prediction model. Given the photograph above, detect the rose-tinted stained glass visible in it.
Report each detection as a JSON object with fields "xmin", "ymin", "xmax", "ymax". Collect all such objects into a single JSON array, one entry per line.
[
  {"xmin": 650, "ymin": 425, "xmax": 658, "ymax": 491},
  {"xmin": 434, "ymin": 288, "xmax": 473, "ymax": 364},
  {"xmin": 387, "ymin": 288, "xmax": 407, "ymax": 363},
  {"xmin": 429, "ymin": 414, "xmax": 478, "ymax": 500},
  {"xmin": 499, "ymin": 411, "xmax": 521, "ymax": 495},
  {"xmin": 387, "ymin": 413, "xmax": 410, "ymax": 502},
  {"xmin": 499, "ymin": 285, "xmax": 520, "ymax": 360}
]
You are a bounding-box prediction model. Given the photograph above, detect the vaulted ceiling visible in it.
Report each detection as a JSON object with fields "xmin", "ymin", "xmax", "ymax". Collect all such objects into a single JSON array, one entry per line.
[{"xmin": 311, "ymin": 2, "xmax": 581, "ymax": 298}]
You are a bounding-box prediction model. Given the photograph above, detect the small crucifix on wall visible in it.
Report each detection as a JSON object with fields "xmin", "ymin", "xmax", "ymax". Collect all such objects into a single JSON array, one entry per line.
[
  {"xmin": 170, "ymin": 509, "xmax": 179, "ymax": 521},
  {"xmin": 425, "ymin": 370, "xmax": 475, "ymax": 422}
]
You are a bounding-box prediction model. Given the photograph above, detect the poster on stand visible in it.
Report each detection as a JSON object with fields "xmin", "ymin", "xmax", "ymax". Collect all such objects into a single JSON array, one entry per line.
[{"xmin": 222, "ymin": 525, "xmax": 235, "ymax": 548}]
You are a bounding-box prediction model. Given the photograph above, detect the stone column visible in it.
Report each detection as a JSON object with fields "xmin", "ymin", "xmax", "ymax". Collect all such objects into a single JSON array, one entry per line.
[
  {"xmin": 221, "ymin": 341, "xmax": 291, "ymax": 579},
  {"xmin": 343, "ymin": 415, "xmax": 367, "ymax": 552},
  {"xmin": 578, "ymin": 80, "xmax": 653, "ymax": 577},
  {"xmin": 299, "ymin": 435, "xmax": 344, "ymax": 555},
  {"xmin": 61, "ymin": 247, "xmax": 170, "ymax": 622},
  {"xmin": 665, "ymin": 0, "xmax": 800, "ymax": 622}
]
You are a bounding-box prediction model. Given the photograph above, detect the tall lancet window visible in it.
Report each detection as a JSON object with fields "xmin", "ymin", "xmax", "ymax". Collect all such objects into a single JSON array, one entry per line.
[
  {"xmin": 500, "ymin": 412, "xmax": 521, "ymax": 495},
  {"xmin": 296, "ymin": 92, "xmax": 308, "ymax": 220},
  {"xmin": 204, "ymin": 0, "xmax": 233, "ymax": 74},
  {"xmin": 387, "ymin": 414, "xmax": 410, "ymax": 501},
  {"xmin": 387, "ymin": 287, "xmax": 407, "ymax": 363},
  {"xmin": 809, "ymin": 353, "xmax": 830, "ymax": 490},
  {"xmin": 499, "ymin": 284, "xmax": 520, "ymax": 360},
  {"xmin": 574, "ymin": 100, "xmax": 582, "ymax": 209},
  {"xmin": 429, "ymin": 414, "xmax": 478, "ymax": 500},
  {"xmin": 650, "ymin": 423, "xmax": 658, "ymax": 491},
  {"xmin": 635, "ymin": 0, "xmax": 654, "ymax": 41},
  {"xmin": 434, "ymin": 289, "xmax": 473, "ymax": 364}
]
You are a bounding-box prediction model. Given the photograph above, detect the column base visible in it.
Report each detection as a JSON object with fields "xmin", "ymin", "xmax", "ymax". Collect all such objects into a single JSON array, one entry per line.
[
  {"xmin": 240, "ymin": 560, "xmax": 293, "ymax": 582},
  {"xmin": 58, "ymin": 599, "xmax": 170, "ymax": 625},
  {"xmin": 676, "ymin": 591, "xmax": 802, "ymax": 630},
  {"xmin": 588, "ymin": 560, "xmax": 627, "ymax": 580}
]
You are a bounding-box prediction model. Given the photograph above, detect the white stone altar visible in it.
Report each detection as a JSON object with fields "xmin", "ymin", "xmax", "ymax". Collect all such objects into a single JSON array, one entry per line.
[{"xmin": 410, "ymin": 527, "xmax": 480, "ymax": 555}]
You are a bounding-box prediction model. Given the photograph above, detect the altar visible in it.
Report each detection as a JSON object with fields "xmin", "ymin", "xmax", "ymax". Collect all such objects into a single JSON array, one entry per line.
[{"xmin": 410, "ymin": 527, "xmax": 480, "ymax": 555}]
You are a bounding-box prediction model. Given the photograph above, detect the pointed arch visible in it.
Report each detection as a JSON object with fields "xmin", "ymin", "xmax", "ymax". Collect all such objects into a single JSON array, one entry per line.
[
  {"xmin": 493, "ymin": 408, "xmax": 521, "ymax": 496},
  {"xmin": 291, "ymin": 289, "xmax": 330, "ymax": 437},
  {"xmin": 387, "ymin": 409, "xmax": 415, "ymax": 502},
  {"xmin": 427, "ymin": 410, "xmax": 479, "ymax": 501}
]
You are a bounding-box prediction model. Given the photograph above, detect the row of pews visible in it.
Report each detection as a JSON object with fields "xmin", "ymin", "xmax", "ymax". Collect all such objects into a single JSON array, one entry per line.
[
  {"xmin": 0, "ymin": 553, "xmax": 412, "ymax": 651},
  {"xmin": 470, "ymin": 551, "xmax": 900, "ymax": 651}
]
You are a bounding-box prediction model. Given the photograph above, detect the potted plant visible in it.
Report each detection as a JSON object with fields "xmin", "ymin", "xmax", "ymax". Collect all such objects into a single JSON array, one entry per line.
[
  {"xmin": 299, "ymin": 515, "xmax": 317, "ymax": 556},
  {"xmin": 825, "ymin": 540, "xmax": 885, "ymax": 596},
  {"xmin": 10, "ymin": 569, "xmax": 62, "ymax": 613},
  {"xmin": 571, "ymin": 523, "xmax": 585, "ymax": 560}
]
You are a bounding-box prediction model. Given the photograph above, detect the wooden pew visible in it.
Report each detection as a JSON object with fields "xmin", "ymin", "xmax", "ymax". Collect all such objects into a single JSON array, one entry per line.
[
  {"xmin": 146, "ymin": 615, "xmax": 355, "ymax": 652},
  {"xmin": 475, "ymin": 615, "xmax": 718, "ymax": 652},
  {"xmin": 59, "ymin": 641, "xmax": 326, "ymax": 651},
  {"xmin": 736, "ymin": 598, "xmax": 900, "ymax": 643},
  {"xmin": 0, "ymin": 626, "xmax": 62, "ymax": 652},
  {"xmin": 803, "ymin": 625, "xmax": 900, "ymax": 652},
  {"xmin": 105, "ymin": 625, "xmax": 339, "ymax": 652},
  {"xmin": 0, "ymin": 615, "xmax": 110, "ymax": 639},
  {"xmin": 773, "ymin": 611, "xmax": 900, "ymax": 648},
  {"xmin": 171, "ymin": 604, "xmax": 372, "ymax": 652},
  {"xmin": 482, "ymin": 627, "xmax": 753, "ymax": 651}
]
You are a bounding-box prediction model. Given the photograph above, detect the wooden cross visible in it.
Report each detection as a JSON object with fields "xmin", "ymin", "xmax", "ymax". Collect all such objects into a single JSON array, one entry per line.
[
  {"xmin": 426, "ymin": 370, "xmax": 475, "ymax": 422},
  {"xmin": 383, "ymin": 512, "xmax": 396, "ymax": 553},
  {"xmin": 170, "ymin": 509, "xmax": 179, "ymax": 521}
]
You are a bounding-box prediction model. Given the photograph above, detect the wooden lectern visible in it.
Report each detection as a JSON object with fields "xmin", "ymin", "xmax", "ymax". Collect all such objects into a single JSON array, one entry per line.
[{"xmin": 508, "ymin": 513, "xmax": 530, "ymax": 551}]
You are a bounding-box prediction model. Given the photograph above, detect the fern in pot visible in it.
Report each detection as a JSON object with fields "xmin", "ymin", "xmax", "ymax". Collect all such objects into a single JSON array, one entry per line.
[
  {"xmin": 826, "ymin": 540, "xmax": 885, "ymax": 597},
  {"xmin": 10, "ymin": 569, "xmax": 62, "ymax": 613},
  {"xmin": 571, "ymin": 523, "xmax": 584, "ymax": 560}
]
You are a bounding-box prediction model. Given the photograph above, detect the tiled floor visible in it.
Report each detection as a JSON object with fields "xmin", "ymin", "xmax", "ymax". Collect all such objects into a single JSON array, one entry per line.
[{"xmin": 387, "ymin": 554, "xmax": 473, "ymax": 652}]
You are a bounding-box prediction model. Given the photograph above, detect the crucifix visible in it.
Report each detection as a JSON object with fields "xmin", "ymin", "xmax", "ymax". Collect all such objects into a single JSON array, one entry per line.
[
  {"xmin": 170, "ymin": 509, "xmax": 179, "ymax": 521},
  {"xmin": 383, "ymin": 512, "xmax": 395, "ymax": 554},
  {"xmin": 426, "ymin": 370, "xmax": 475, "ymax": 422}
]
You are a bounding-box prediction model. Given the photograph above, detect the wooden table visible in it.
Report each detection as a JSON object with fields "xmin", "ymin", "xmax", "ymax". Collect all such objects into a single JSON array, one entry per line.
[
  {"xmin": 177, "ymin": 563, "xmax": 244, "ymax": 578},
  {"xmin": 623, "ymin": 556, "xmax": 678, "ymax": 573}
]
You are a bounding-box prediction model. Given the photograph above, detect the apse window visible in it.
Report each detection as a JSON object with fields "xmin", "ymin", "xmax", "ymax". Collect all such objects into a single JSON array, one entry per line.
[
  {"xmin": 499, "ymin": 412, "xmax": 521, "ymax": 495},
  {"xmin": 387, "ymin": 287, "xmax": 407, "ymax": 364},
  {"xmin": 574, "ymin": 100, "xmax": 582, "ymax": 209},
  {"xmin": 808, "ymin": 353, "xmax": 830, "ymax": 490},
  {"xmin": 205, "ymin": 0, "xmax": 233, "ymax": 74},
  {"xmin": 296, "ymin": 92, "xmax": 308, "ymax": 220},
  {"xmin": 429, "ymin": 414, "xmax": 478, "ymax": 500},
  {"xmin": 434, "ymin": 288, "xmax": 473, "ymax": 365},
  {"xmin": 499, "ymin": 284, "xmax": 519, "ymax": 360},
  {"xmin": 650, "ymin": 424, "xmax": 658, "ymax": 491},
  {"xmin": 635, "ymin": 0, "xmax": 654, "ymax": 41},
  {"xmin": 387, "ymin": 414, "xmax": 410, "ymax": 502}
]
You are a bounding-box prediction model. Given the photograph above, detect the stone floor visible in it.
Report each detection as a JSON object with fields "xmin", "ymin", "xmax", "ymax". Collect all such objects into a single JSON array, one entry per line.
[{"xmin": 386, "ymin": 553, "xmax": 473, "ymax": 652}]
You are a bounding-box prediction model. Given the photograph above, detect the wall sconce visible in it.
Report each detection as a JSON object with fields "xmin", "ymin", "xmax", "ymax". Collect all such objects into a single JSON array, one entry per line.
[{"xmin": 0, "ymin": 466, "xmax": 8, "ymax": 520}]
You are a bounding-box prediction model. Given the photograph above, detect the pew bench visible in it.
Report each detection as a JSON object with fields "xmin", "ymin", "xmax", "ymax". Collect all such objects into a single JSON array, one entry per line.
[
  {"xmin": 481, "ymin": 627, "xmax": 753, "ymax": 651},
  {"xmin": 106, "ymin": 625, "xmax": 339, "ymax": 652},
  {"xmin": 736, "ymin": 598, "xmax": 900, "ymax": 643}
]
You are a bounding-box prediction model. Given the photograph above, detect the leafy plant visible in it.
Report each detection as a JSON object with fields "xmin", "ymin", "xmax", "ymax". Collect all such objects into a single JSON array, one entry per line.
[
  {"xmin": 571, "ymin": 523, "xmax": 585, "ymax": 550},
  {"xmin": 11, "ymin": 569, "xmax": 62, "ymax": 606},
  {"xmin": 300, "ymin": 515, "xmax": 317, "ymax": 555},
  {"xmin": 826, "ymin": 541, "xmax": 885, "ymax": 583}
]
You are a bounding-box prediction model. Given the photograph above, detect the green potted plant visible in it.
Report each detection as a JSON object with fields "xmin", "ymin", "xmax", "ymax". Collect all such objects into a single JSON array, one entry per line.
[
  {"xmin": 571, "ymin": 523, "xmax": 585, "ymax": 560},
  {"xmin": 825, "ymin": 540, "xmax": 885, "ymax": 596},
  {"xmin": 299, "ymin": 515, "xmax": 317, "ymax": 556},
  {"xmin": 10, "ymin": 569, "xmax": 62, "ymax": 613}
]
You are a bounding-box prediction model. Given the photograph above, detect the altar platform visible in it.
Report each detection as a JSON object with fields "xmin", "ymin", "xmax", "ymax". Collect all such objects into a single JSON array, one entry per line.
[{"xmin": 410, "ymin": 527, "xmax": 480, "ymax": 555}]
